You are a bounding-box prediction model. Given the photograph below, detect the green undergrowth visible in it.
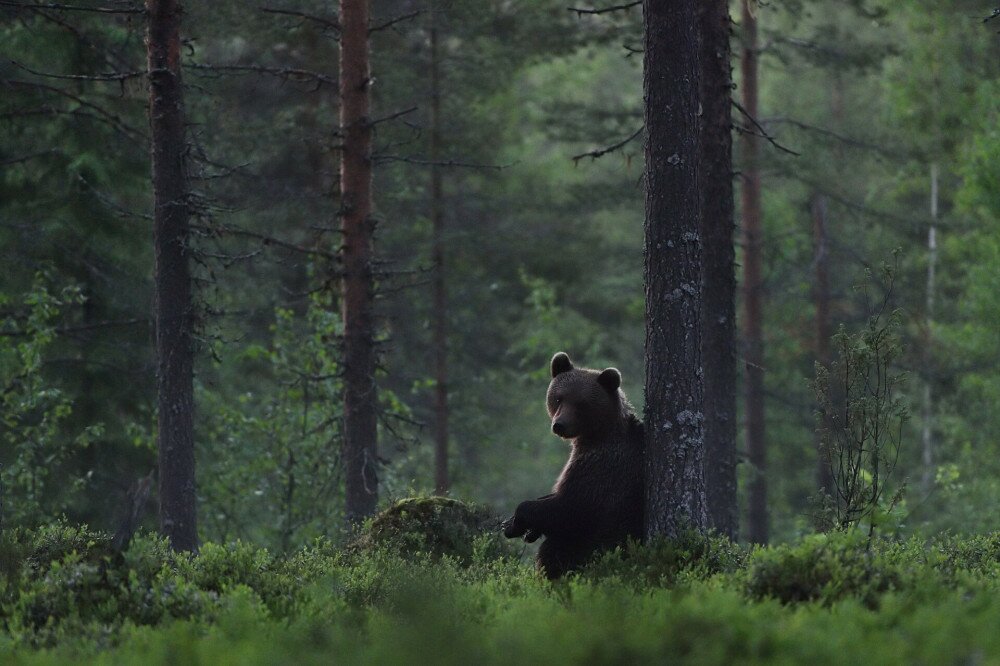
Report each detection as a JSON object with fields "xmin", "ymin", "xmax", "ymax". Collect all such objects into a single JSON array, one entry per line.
[{"xmin": 3, "ymin": 501, "xmax": 1000, "ymax": 663}]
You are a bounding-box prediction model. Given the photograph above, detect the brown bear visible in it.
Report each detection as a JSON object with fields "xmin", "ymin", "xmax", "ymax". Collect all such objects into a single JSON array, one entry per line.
[{"xmin": 502, "ymin": 351, "xmax": 644, "ymax": 579}]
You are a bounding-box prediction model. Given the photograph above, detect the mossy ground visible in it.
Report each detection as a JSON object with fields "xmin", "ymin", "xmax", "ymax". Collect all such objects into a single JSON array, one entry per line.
[{"xmin": 3, "ymin": 501, "xmax": 1000, "ymax": 664}]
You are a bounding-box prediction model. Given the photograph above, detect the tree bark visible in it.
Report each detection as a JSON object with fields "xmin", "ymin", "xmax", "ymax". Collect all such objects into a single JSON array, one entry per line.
[
  {"xmin": 340, "ymin": 0, "xmax": 378, "ymax": 522},
  {"xmin": 699, "ymin": 0, "xmax": 738, "ymax": 540},
  {"xmin": 643, "ymin": 0, "xmax": 708, "ymax": 539},
  {"xmin": 812, "ymin": 193, "xmax": 834, "ymax": 495},
  {"xmin": 740, "ymin": 0, "xmax": 768, "ymax": 545},
  {"xmin": 430, "ymin": 6, "xmax": 450, "ymax": 496},
  {"xmin": 147, "ymin": 0, "xmax": 197, "ymax": 552}
]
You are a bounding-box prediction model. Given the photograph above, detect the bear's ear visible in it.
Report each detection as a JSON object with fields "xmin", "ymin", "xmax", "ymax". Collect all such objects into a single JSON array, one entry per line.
[
  {"xmin": 551, "ymin": 352, "xmax": 573, "ymax": 377},
  {"xmin": 597, "ymin": 367, "xmax": 621, "ymax": 393}
]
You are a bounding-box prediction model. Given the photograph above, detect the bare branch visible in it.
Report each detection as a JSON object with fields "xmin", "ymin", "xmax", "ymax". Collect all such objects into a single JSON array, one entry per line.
[
  {"xmin": 0, "ymin": 0, "xmax": 142, "ymax": 13},
  {"xmin": 0, "ymin": 318, "xmax": 146, "ymax": 337},
  {"xmin": 732, "ymin": 99, "xmax": 800, "ymax": 156},
  {"xmin": 374, "ymin": 154, "xmax": 509, "ymax": 170},
  {"xmin": 2, "ymin": 79, "xmax": 147, "ymax": 142},
  {"xmin": 260, "ymin": 6, "xmax": 340, "ymax": 32},
  {"xmin": 366, "ymin": 106, "xmax": 417, "ymax": 128},
  {"xmin": 567, "ymin": 1, "xmax": 640, "ymax": 16},
  {"xmin": 194, "ymin": 222, "xmax": 339, "ymax": 260},
  {"xmin": 763, "ymin": 116, "xmax": 902, "ymax": 158},
  {"xmin": 0, "ymin": 149, "xmax": 59, "ymax": 167},
  {"xmin": 369, "ymin": 10, "xmax": 420, "ymax": 33},
  {"xmin": 11, "ymin": 60, "xmax": 145, "ymax": 83},
  {"xmin": 185, "ymin": 62, "xmax": 336, "ymax": 87},
  {"xmin": 572, "ymin": 125, "xmax": 643, "ymax": 162}
]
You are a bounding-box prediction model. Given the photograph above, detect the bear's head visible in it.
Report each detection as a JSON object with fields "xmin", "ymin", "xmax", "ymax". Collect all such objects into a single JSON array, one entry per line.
[{"xmin": 546, "ymin": 351, "xmax": 623, "ymax": 440}]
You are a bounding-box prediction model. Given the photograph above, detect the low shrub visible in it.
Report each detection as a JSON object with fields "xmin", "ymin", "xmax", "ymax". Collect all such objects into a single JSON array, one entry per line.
[
  {"xmin": 582, "ymin": 530, "xmax": 747, "ymax": 587},
  {"xmin": 744, "ymin": 530, "xmax": 917, "ymax": 607}
]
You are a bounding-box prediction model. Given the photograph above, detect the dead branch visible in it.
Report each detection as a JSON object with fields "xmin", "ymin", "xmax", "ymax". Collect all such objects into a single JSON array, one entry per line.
[
  {"xmin": 373, "ymin": 154, "xmax": 509, "ymax": 170},
  {"xmin": 366, "ymin": 106, "xmax": 417, "ymax": 128},
  {"xmin": 572, "ymin": 125, "xmax": 643, "ymax": 162},
  {"xmin": 0, "ymin": 149, "xmax": 60, "ymax": 167},
  {"xmin": 2, "ymin": 79, "xmax": 147, "ymax": 142},
  {"xmin": 0, "ymin": 0, "xmax": 142, "ymax": 13},
  {"xmin": 567, "ymin": 1, "xmax": 640, "ymax": 16},
  {"xmin": 369, "ymin": 10, "xmax": 420, "ymax": 33},
  {"xmin": 762, "ymin": 116, "xmax": 903, "ymax": 158},
  {"xmin": 185, "ymin": 62, "xmax": 336, "ymax": 87},
  {"xmin": 11, "ymin": 60, "xmax": 145, "ymax": 83},
  {"xmin": 260, "ymin": 6, "xmax": 340, "ymax": 32},
  {"xmin": 732, "ymin": 99, "xmax": 800, "ymax": 156},
  {"xmin": 193, "ymin": 222, "xmax": 339, "ymax": 260}
]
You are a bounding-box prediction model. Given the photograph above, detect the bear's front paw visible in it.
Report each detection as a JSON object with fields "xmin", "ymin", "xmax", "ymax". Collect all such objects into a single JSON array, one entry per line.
[{"xmin": 502, "ymin": 515, "xmax": 526, "ymax": 539}]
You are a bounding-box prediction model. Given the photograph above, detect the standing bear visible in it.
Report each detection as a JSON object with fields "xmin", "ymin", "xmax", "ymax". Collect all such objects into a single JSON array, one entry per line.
[{"xmin": 503, "ymin": 351, "xmax": 644, "ymax": 579}]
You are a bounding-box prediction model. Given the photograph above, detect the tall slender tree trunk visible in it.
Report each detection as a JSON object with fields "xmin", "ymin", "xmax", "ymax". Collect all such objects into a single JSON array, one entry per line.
[
  {"xmin": 643, "ymin": 0, "xmax": 707, "ymax": 539},
  {"xmin": 812, "ymin": 193, "xmax": 834, "ymax": 495},
  {"xmin": 147, "ymin": 0, "xmax": 197, "ymax": 551},
  {"xmin": 699, "ymin": 0, "xmax": 738, "ymax": 540},
  {"xmin": 429, "ymin": 6, "xmax": 450, "ymax": 496},
  {"xmin": 921, "ymin": 163, "xmax": 938, "ymax": 495},
  {"xmin": 340, "ymin": 0, "xmax": 378, "ymax": 522},
  {"xmin": 740, "ymin": 0, "xmax": 768, "ymax": 545}
]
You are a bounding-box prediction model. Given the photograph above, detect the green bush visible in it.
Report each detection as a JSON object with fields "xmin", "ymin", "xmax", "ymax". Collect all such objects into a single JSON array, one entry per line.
[
  {"xmin": 744, "ymin": 530, "xmax": 919, "ymax": 607},
  {"xmin": 582, "ymin": 531, "xmax": 747, "ymax": 587}
]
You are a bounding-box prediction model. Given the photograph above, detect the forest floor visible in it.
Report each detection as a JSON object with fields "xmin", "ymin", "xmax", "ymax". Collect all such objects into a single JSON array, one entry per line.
[{"xmin": 3, "ymin": 501, "xmax": 1000, "ymax": 664}]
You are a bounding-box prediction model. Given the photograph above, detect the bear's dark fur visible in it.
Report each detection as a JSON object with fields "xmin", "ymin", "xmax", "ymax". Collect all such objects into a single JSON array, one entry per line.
[{"xmin": 503, "ymin": 351, "xmax": 644, "ymax": 579}]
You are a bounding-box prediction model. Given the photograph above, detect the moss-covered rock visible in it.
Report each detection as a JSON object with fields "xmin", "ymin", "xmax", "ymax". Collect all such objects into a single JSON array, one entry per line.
[{"xmin": 350, "ymin": 497, "xmax": 513, "ymax": 565}]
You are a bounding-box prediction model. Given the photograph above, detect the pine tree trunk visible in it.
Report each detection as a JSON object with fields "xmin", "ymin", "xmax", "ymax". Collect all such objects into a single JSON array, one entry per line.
[
  {"xmin": 340, "ymin": 0, "xmax": 379, "ymax": 522},
  {"xmin": 147, "ymin": 0, "xmax": 197, "ymax": 552},
  {"xmin": 699, "ymin": 0, "xmax": 738, "ymax": 540},
  {"xmin": 812, "ymin": 193, "xmax": 834, "ymax": 495},
  {"xmin": 643, "ymin": 0, "xmax": 708, "ymax": 539},
  {"xmin": 921, "ymin": 163, "xmax": 938, "ymax": 495},
  {"xmin": 740, "ymin": 0, "xmax": 768, "ymax": 545},
  {"xmin": 430, "ymin": 8, "xmax": 450, "ymax": 496}
]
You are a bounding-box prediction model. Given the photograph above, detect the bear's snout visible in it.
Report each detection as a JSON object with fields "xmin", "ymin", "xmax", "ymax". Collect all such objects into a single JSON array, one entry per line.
[{"xmin": 552, "ymin": 420, "xmax": 569, "ymax": 437}]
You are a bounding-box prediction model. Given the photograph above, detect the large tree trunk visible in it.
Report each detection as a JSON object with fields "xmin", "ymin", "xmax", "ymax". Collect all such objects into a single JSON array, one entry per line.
[
  {"xmin": 699, "ymin": 0, "xmax": 738, "ymax": 540},
  {"xmin": 740, "ymin": 0, "xmax": 768, "ymax": 545},
  {"xmin": 643, "ymin": 0, "xmax": 708, "ymax": 539},
  {"xmin": 147, "ymin": 0, "xmax": 197, "ymax": 552},
  {"xmin": 812, "ymin": 193, "xmax": 834, "ymax": 495},
  {"xmin": 340, "ymin": 0, "xmax": 379, "ymax": 522},
  {"xmin": 430, "ymin": 7, "xmax": 450, "ymax": 496}
]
